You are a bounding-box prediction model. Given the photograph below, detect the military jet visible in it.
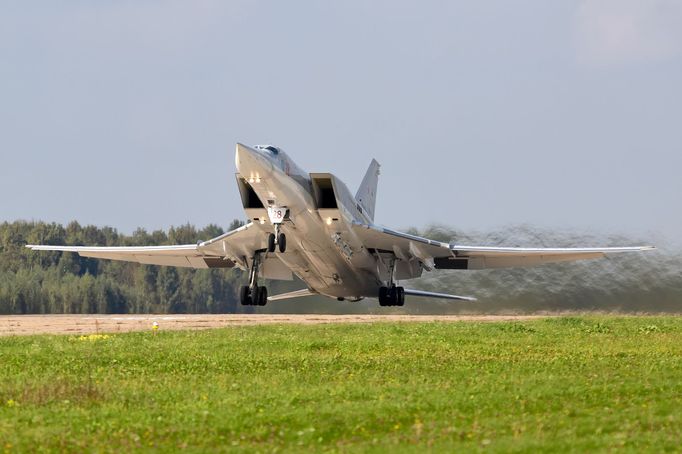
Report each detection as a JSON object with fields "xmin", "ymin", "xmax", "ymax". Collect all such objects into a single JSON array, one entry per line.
[{"xmin": 28, "ymin": 144, "xmax": 654, "ymax": 306}]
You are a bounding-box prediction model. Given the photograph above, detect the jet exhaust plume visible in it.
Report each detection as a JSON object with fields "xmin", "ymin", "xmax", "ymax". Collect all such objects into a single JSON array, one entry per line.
[
  {"xmin": 411, "ymin": 225, "xmax": 681, "ymax": 314},
  {"xmin": 269, "ymin": 224, "xmax": 680, "ymax": 315}
]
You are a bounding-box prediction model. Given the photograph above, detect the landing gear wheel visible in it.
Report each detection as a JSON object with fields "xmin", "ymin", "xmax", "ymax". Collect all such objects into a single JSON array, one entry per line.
[
  {"xmin": 389, "ymin": 286, "xmax": 398, "ymax": 306},
  {"xmin": 378, "ymin": 286, "xmax": 405, "ymax": 307},
  {"xmin": 243, "ymin": 252, "xmax": 267, "ymax": 306},
  {"xmin": 378, "ymin": 257, "xmax": 402, "ymax": 307},
  {"xmin": 267, "ymin": 233, "xmax": 276, "ymax": 253},
  {"xmin": 240, "ymin": 286, "xmax": 252, "ymax": 306},
  {"xmin": 379, "ymin": 286, "xmax": 389, "ymax": 306},
  {"xmin": 278, "ymin": 233, "xmax": 287, "ymax": 253},
  {"xmin": 396, "ymin": 286, "xmax": 405, "ymax": 306},
  {"xmin": 257, "ymin": 286, "xmax": 268, "ymax": 306}
]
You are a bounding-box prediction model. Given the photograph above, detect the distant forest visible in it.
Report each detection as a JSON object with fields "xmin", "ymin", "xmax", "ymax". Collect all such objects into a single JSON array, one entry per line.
[{"xmin": 0, "ymin": 220, "xmax": 252, "ymax": 314}]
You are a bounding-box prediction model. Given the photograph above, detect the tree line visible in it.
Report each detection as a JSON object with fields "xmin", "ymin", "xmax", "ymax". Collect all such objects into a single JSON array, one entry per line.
[{"xmin": 0, "ymin": 220, "xmax": 250, "ymax": 315}]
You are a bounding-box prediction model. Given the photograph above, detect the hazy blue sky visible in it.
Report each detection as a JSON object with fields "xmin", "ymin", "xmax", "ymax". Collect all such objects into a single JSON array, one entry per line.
[{"xmin": 1, "ymin": 1, "xmax": 680, "ymax": 241}]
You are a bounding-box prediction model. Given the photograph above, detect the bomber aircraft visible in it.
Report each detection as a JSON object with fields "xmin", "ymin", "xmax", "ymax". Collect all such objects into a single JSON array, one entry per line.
[{"xmin": 28, "ymin": 144, "xmax": 654, "ymax": 306}]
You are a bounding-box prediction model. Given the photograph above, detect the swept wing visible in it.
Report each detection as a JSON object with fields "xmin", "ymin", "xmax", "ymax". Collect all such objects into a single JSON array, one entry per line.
[
  {"xmin": 27, "ymin": 222, "xmax": 266, "ymax": 270},
  {"xmin": 352, "ymin": 222, "xmax": 654, "ymax": 270}
]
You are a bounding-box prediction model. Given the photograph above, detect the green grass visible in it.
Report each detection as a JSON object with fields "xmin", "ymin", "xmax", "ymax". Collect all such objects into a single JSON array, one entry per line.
[{"xmin": 2, "ymin": 317, "xmax": 682, "ymax": 452}]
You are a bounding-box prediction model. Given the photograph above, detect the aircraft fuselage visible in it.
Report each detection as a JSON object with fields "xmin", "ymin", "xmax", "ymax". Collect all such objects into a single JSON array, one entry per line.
[{"xmin": 234, "ymin": 143, "xmax": 395, "ymax": 300}]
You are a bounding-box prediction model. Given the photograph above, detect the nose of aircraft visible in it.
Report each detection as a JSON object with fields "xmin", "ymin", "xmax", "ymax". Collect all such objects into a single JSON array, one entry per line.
[{"xmin": 235, "ymin": 143, "xmax": 272, "ymax": 178}]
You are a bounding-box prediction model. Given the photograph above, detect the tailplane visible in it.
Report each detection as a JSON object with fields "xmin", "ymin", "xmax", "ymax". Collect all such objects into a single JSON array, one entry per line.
[{"xmin": 355, "ymin": 159, "xmax": 380, "ymax": 221}]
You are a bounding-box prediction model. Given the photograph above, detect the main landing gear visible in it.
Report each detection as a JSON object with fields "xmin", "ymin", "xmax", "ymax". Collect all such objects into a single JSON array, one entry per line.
[
  {"xmin": 379, "ymin": 285, "xmax": 405, "ymax": 306},
  {"xmin": 378, "ymin": 257, "xmax": 405, "ymax": 306},
  {"xmin": 240, "ymin": 252, "xmax": 268, "ymax": 306},
  {"xmin": 241, "ymin": 284, "xmax": 267, "ymax": 306}
]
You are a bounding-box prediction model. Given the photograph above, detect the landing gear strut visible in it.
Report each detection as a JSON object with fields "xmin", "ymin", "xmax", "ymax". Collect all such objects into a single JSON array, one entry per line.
[
  {"xmin": 378, "ymin": 257, "xmax": 405, "ymax": 307},
  {"xmin": 240, "ymin": 252, "xmax": 268, "ymax": 306},
  {"xmin": 266, "ymin": 222, "xmax": 287, "ymax": 253}
]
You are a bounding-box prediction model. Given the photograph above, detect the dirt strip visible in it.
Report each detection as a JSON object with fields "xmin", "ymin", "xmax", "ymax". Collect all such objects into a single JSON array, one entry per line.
[{"xmin": 0, "ymin": 314, "xmax": 553, "ymax": 336}]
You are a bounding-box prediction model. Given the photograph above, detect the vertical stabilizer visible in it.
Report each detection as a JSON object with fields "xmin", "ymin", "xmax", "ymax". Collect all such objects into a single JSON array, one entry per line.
[{"xmin": 355, "ymin": 159, "xmax": 380, "ymax": 221}]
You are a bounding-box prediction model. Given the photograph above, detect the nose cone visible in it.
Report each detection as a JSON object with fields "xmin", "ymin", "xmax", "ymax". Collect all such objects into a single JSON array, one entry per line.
[
  {"xmin": 235, "ymin": 142, "xmax": 252, "ymax": 172},
  {"xmin": 235, "ymin": 143, "xmax": 267, "ymax": 175}
]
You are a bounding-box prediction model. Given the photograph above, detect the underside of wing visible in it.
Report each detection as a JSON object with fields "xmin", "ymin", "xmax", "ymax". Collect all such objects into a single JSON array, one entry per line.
[
  {"xmin": 196, "ymin": 222, "xmax": 267, "ymax": 269},
  {"xmin": 26, "ymin": 244, "xmax": 234, "ymax": 269},
  {"xmin": 352, "ymin": 222, "xmax": 452, "ymax": 270},
  {"xmin": 352, "ymin": 222, "xmax": 654, "ymax": 270},
  {"xmin": 27, "ymin": 222, "xmax": 280, "ymax": 272},
  {"xmin": 448, "ymin": 245, "xmax": 655, "ymax": 269}
]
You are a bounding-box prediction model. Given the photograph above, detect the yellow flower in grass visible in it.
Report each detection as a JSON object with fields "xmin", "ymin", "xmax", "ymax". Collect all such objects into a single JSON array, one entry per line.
[{"xmin": 77, "ymin": 334, "xmax": 111, "ymax": 342}]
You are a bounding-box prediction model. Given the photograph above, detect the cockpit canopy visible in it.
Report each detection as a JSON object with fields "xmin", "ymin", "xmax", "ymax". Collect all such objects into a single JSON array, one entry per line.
[
  {"xmin": 254, "ymin": 145, "xmax": 281, "ymax": 155},
  {"xmin": 251, "ymin": 143, "xmax": 306, "ymax": 179}
]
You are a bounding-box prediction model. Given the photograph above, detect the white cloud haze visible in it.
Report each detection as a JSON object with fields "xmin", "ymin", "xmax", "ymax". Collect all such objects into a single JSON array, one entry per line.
[{"xmin": 576, "ymin": 0, "xmax": 682, "ymax": 66}]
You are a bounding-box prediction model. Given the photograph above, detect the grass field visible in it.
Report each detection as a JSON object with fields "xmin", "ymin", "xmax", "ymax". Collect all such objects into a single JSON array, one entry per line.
[{"xmin": 1, "ymin": 316, "xmax": 682, "ymax": 452}]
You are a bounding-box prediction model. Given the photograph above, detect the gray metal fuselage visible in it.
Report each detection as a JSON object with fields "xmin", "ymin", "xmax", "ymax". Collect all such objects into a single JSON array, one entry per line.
[{"xmin": 235, "ymin": 144, "xmax": 403, "ymax": 300}]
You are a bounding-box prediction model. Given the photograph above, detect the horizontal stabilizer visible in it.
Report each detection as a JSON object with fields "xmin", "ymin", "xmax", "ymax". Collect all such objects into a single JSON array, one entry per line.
[
  {"xmin": 403, "ymin": 288, "xmax": 477, "ymax": 302},
  {"xmin": 267, "ymin": 288, "xmax": 317, "ymax": 302}
]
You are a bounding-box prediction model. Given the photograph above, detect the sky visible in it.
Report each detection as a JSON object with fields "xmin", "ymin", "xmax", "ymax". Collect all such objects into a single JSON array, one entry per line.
[{"xmin": 1, "ymin": 1, "xmax": 681, "ymax": 242}]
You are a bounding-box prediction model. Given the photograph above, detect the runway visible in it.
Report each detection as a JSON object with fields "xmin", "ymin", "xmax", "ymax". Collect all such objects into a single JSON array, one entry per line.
[{"xmin": 0, "ymin": 314, "xmax": 551, "ymax": 336}]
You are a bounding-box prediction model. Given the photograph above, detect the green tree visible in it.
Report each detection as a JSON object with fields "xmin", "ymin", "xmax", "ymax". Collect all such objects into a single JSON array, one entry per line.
[{"xmin": 0, "ymin": 220, "xmax": 253, "ymax": 314}]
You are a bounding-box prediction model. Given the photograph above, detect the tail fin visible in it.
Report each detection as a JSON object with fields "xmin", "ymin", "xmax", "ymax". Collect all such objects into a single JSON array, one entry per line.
[{"xmin": 355, "ymin": 159, "xmax": 380, "ymax": 221}]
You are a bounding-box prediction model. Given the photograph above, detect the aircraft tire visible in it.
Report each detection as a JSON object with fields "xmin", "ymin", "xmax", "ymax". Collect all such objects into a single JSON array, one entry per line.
[
  {"xmin": 240, "ymin": 286, "xmax": 252, "ymax": 306},
  {"xmin": 379, "ymin": 286, "xmax": 389, "ymax": 306},
  {"xmin": 278, "ymin": 233, "xmax": 287, "ymax": 253},
  {"xmin": 267, "ymin": 234, "xmax": 276, "ymax": 253},
  {"xmin": 389, "ymin": 286, "xmax": 398, "ymax": 306},
  {"xmin": 258, "ymin": 286, "xmax": 268, "ymax": 306},
  {"xmin": 396, "ymin": 286, "xmax": 405, "ymax": 306}
]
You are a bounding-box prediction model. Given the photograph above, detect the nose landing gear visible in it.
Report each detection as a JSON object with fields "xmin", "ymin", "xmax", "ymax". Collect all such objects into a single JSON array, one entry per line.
[
  {"xmin": 267, "ymin": 233, "xmax": 276, "ymax": 253},
  {"xmin": 266, "ymin": 230, "xmax": 287, "ymax": 253},
  {"xmin": 277, "ymin": 231, "xmax": 286, "ymax": 253},
  {"xmin": 266, "ymin": 207, "xmax": 288, "ymax": 253}
]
